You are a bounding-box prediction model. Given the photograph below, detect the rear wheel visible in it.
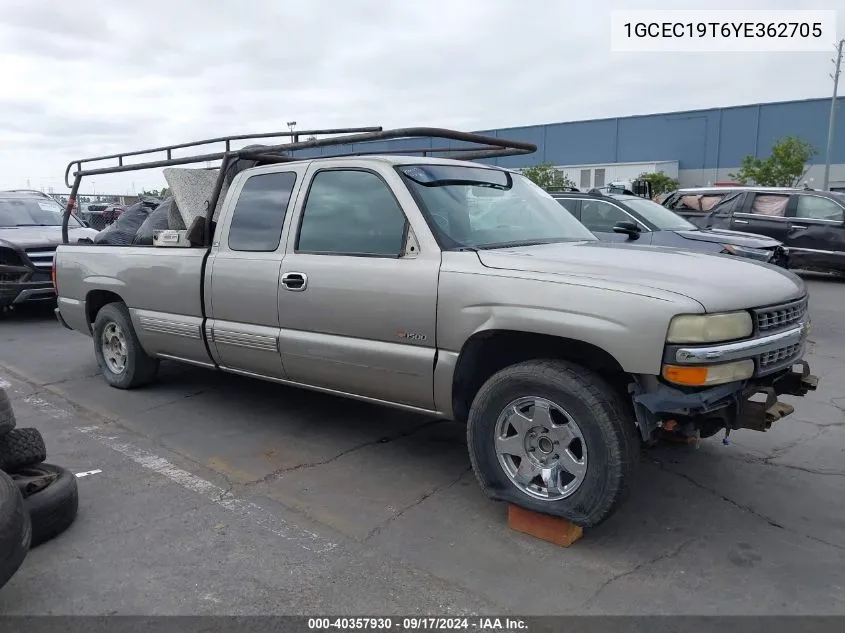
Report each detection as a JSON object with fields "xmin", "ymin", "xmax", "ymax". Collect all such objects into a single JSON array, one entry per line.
[
  {"xmin": 93, "ymin": 302, "xmax": 159, "ymax": 389},
  {"xmin": 467, "ymin": 359, "xmax": 639, "ymax": 527}
]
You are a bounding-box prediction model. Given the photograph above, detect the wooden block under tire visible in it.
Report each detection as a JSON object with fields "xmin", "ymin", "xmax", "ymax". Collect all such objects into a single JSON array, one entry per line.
[{"xmin": 507, "ymin": 504, "xmax": 583, "ymax": 547}]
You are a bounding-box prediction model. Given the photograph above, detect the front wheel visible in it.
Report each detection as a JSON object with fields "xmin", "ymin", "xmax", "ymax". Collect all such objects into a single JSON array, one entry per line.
[
  {"xmin": 92, "ymin": 302, "xmax": 159, "ymax": 389},
  {"xmin": 467, "ymin": 359, "xmax": 639, "ymax": 527}
]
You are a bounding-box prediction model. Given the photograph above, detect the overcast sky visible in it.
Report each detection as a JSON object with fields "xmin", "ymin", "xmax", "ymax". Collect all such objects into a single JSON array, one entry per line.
[{"xmin": 0, "ymin": 0, "xmax": 842, "ymax": 195}]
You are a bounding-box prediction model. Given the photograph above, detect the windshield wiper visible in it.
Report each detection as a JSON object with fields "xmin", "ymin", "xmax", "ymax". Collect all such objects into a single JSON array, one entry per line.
[
  {"xmin": 11, "ymin": 223, "xmax": 55, "ymax": 227},
  {"xmin": 475, "ymin": 238, "xmax": 576, "ymax": 250}
]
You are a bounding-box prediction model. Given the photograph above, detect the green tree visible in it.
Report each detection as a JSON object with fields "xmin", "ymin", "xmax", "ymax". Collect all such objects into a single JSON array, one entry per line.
[
  {"xmin": 522, "ymin": 163, "xmax": 575, "ymax": 191},
  {"xmin": 637, "ymin": 171, "xmax": 679, "ymax": 196},
  {"xmin": 730, "ymin": 136, "xmax": 816, "ymax": 187}
]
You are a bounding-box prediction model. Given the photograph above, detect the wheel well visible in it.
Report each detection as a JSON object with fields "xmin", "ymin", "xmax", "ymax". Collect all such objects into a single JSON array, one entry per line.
[
  {"xmin": 451, "ymin": 330, "xmax": 631, "ymax": 423},
  {"xmin": 85, "ymin": 290, "xmax": 124, "ymax": 326}
]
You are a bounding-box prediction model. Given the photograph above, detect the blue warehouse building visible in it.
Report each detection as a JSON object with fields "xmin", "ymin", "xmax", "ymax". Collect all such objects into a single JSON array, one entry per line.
[{"xmin": 294, "ymin": 97, "xmax": 845, "ymax": 191}]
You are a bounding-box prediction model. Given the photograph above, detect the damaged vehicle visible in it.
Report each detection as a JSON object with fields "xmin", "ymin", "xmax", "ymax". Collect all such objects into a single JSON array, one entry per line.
[
  {"xmin": 52, "ymin": 128, "xmax": 819, "ymax": 527},
  {"xmin": 663, "ymin": 187, "xmax": 845, "ymax": 275},
  {"xmin": 1, "ymin": 190, "xmax": 97, "ymax": 310},
  {"xmin": 549, "ymin": 189, "xmax": 787, "ymax": 266}
]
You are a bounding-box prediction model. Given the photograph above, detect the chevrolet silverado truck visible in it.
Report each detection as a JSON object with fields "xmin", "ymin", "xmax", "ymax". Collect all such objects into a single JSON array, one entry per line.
[
  {"xmin": 52, "ymin": 128, "xmax": 819, "ymax": 527},
  {"xmin": 1, "ymin": 190, "xmax": 97, "ymax": 310}
]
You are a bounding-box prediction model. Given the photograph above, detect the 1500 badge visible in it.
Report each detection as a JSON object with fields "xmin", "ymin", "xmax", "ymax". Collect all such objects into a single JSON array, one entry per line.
[{"xmin": 397, "ymin": 331, "xmax": 427, "ymax": 341}]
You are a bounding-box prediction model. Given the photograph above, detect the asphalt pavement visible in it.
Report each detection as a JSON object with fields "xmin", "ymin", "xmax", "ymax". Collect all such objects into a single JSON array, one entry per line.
[{"xmin": 0, "ymin": 274, "xmax": 843, "ymax": 615}]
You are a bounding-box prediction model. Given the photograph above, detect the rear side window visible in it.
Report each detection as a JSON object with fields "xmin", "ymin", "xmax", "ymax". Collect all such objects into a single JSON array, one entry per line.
[
  {"xmin": 228, "ymin": 171, "xmax": 297, "ymax": 252},
  {"xmin": 750, "ymin": 194, "xmax": 789, "ymax": 217},
  {"xmin": 795, "ymin": 196, "xmax": 845, "ymax": 222}
]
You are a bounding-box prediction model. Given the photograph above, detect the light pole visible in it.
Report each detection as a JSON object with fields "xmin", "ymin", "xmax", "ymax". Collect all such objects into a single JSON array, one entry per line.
[
  {"xmin": 822, "ymin": 39, "xmax": 844, "ymax": 191},
  {"xmin": 287, "ymin": 121, "xmax": 297, "ymax": 144}
]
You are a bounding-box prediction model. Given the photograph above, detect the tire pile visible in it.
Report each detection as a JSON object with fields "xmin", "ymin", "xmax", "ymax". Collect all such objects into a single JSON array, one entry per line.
[{"xmin": 0, "ymin": 387, "xmax": 79, "ymax": 591}]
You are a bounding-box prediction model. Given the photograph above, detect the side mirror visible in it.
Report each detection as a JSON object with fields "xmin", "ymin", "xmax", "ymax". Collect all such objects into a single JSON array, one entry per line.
[{"xmin": 612, "ymin": 220, "xmax": 641, "ymax": 239}]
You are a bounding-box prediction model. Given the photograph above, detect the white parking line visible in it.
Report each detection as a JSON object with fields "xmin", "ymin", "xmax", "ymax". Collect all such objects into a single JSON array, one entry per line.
[
  {"xmin": 75, "ymin": 425, "xmax": 337, "ymax": 554},
  {"xmin": 75, "ymin": 469, "xmax": 103, "ymax": 478}
]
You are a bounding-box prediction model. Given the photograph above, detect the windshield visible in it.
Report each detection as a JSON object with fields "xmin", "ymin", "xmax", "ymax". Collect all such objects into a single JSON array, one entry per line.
[
  {"xmin": 0, "ymin": 198, "xmax": 82, "ymax": 228},
  {"xmin": 618, "ymin": 197, "xmax": 696, "ymax": 230},
  {"xmin": 397, "ymin": 165, "xmax": 597, "ymax": 249}
]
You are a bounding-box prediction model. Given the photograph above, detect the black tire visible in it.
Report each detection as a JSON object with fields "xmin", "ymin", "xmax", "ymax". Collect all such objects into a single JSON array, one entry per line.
[
  {"xmin": 0, "ymin": 428, "xmax": 47, "ymax": 472},
  {"xmin": 0, "ymin": 470, "xmax": 31, "ymax": 590},
  {"xmin": 467, "ymin": 359, "xmax": 639, "ymax": 528},
  {"xmin": 93, "ymin": 302, "xmax": 159, "ymax": 389},
  {"xmin": 22, "ymin": 464, "xmax": 79, "ymax": 547},
  {"xmin": 0, "ymin": 388, "xmax": 15, "ymax": 436}
]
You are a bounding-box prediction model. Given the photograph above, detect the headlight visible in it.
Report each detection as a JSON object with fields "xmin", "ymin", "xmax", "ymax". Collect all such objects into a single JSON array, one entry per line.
[
  {"xmin": 721, "ymin": 244, "xmax": 773, "ymax": 262},
  {"xmin": 666, "ymin": 311, "xmax": 753, "ymax": 344},
  {"xmin": 662, "ymin": 359, "xmax": 754, "ymax": 387}
]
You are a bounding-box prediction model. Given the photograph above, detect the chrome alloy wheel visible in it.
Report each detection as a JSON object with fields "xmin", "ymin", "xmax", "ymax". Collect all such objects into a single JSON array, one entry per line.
[
  {"xmin": 494, "ymin": 396, "xmax": 588, "ymax": 500},
  {"xmin": 101, "ymin": 322, "xmax": 128, "ymax": 374}
]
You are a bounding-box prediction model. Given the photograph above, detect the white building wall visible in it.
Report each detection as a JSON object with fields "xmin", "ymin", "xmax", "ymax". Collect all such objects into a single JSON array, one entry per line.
[{"xmin": 552, "ymin": 161, "xmax": 679, "ymax": 189}]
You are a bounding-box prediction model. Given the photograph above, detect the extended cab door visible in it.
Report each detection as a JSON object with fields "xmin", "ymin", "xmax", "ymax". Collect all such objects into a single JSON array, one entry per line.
[
  {"xmin": 276, "ymin": 162, "xmax": 440, "ymax": 410},
  {"xmin": 205, "ymin": 166, "xmax": 305, "ymax": 378},
  {"xmin": 729, "ymin": 192, "xmax": 791, "ymax": 241}
]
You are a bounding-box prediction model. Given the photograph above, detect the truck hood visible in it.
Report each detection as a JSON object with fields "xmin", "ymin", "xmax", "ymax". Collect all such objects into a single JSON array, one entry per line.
[
  {"xmin": 672, "ymin": 227, "xmax": 781, "ymax": 249},
  {"xmin": 0, "ymin": 225, "xmax": 98, "ymax": 249},
  {"xmin": 477, "ymin": 241, "xmax": 805, "ymax": 312}
]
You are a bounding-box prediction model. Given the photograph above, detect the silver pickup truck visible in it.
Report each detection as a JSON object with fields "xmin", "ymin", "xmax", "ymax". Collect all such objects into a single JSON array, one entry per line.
[{"xmin": 53, "ymin": 128, "xmax": 819, "ymax": 527}]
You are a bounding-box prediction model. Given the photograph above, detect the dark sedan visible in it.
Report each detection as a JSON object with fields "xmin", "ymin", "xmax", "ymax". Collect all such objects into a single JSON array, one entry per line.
[{"xmin": 550, "ymin": 191, "xmax": 787, "ymax": 266}]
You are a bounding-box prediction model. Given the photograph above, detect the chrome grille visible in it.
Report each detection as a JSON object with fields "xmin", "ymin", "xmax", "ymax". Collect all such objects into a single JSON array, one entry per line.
[
  {"xmin": 758, "ymin": 343, "xmax": 802, "ymax": 369},
  {"xmin": 755, "ymin": 297, "xmax": 808, "ymax": 333},
  {"xmin": 24, "ymin": 247, "xmax": 56, "ymax": 272}
]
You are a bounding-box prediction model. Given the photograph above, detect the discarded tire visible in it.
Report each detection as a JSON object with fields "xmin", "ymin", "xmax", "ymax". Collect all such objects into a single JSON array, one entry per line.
[
  {"xmin": 0, "ymin": 389, "xmax": 15, "ymax": 436},
  {"xmin": 20, "ymin": 464, "xmax": 78, "ymax": 547},
  {"xmin": 0, "ymin": 469, "xmax": 31, "ymax": 590},
  {"xmin": 0, "ymin": 428, "xmax": 47, "ymax": 472}
]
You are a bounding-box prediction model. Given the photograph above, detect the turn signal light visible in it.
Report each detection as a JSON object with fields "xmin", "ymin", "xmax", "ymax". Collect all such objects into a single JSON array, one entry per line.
[{"xmin": 662, "ymin": 360, "xmax": 754, "ymax": 387}]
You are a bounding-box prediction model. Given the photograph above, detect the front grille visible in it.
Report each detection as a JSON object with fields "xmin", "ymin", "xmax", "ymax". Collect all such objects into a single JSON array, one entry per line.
[
  {"xmin": 755, "ymin": 297, "xmax": 808, "ymax": 333},
  {"xmin": 0, "ymin": 272, "xmax": 23, "ymax": 282},
  {"xmin": 758, "ymin": 343, "xmax": 802, "ymax": 370},
  {"xmin": 24, "ymin": 247, "xmax": 56, "ymax": 272}
]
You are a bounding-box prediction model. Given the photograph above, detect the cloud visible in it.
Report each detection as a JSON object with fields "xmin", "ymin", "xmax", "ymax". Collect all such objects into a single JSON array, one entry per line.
[{"xmin": 0, "ymin": 0, "xmax": 842, "ymax": 194}]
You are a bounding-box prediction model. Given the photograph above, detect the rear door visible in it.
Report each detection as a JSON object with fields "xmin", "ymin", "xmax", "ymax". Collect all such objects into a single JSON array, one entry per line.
[
  {"xmin": 784, "ymin": 193, "xmax": 845, "ymax": 269},
  {"xmin": 206, "ymin": 166, "xmax": 305, "ymax": 378},
  {"xmin": 276, "ymin": 162, "xmax": 440, "ymax": 410},
  {"xmin": 730, "ymin": 192, "xmax": 791, "ymax": 241}
]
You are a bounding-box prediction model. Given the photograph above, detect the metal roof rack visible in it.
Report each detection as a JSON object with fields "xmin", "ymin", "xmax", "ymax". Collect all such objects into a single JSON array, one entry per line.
[{"xmin": 61, "ymin": 126, "xmax": 538, "ymax": 245}]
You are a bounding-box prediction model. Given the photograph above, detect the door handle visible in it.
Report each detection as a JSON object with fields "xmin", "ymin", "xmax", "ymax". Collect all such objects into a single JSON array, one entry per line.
[
  {"xmin": 281, "ymin": 272, "xmax": 308, "ymax": 291},
  {"xmin": 789, "ymin": 224, "xmax": 809, "ymax": 230},
  {"xmin": 733, "ymin": 219, "xmax": 749, "ymax": 224}
]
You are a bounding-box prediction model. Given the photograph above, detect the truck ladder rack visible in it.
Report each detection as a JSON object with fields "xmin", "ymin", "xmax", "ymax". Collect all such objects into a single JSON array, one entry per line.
[{"xmin": 61, "ymin": 126, "xmax": 537, "ymax": 245}]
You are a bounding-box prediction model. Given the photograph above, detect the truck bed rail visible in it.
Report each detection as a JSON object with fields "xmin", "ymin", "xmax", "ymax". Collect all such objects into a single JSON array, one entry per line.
[{"xmin": 61, "ymin": 126, "xmax": 538, "ymax": 245}]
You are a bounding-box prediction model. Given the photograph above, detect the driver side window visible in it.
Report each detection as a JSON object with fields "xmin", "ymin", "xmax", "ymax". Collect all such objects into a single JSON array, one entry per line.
[
  {"xmin": 297, "ymin": 170, "xmax": 407, "ymax": 256},
  {"xmin": 579, "ymin": 200, "xmax": 630, "ymax": 233}
]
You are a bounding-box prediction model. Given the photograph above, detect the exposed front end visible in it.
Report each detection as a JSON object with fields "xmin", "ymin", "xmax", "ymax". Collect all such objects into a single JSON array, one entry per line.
[
  {"xmin": 0, "ymin": 244, "xmax": 57, "ymax": 309},
  {"xmin": 631, "ymin": 296, "xmax": 818, "ymax": 442}
]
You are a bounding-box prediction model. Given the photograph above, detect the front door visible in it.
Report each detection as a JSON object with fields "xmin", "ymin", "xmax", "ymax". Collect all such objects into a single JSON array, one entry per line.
[
  {"xmin": 277, "ymin": 165, "xmax": 440, "ymax": 410},
  {"xmin": 207, "ymin": 168, "xmax": 302, "ymax": 378},
  {"xmin": 730, "ymin": 192, "xmax": 791, "ymax": 242},
  {"xmin": 578, "ymin": 198, "xmax": 651, "ymax": 244}
]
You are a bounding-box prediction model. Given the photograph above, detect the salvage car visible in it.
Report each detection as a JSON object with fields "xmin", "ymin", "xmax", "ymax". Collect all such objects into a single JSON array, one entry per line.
[
  {"xmin": 662, "ymin": 187, "xmax": 845, "ymax": 274},
  {"xmin": 1, "ymin": 190, "xmax": 97, "ymax": 309},
  {"xmin": 548, "ymin": 189, "xmax": 787, "ymax": 265},
  {"xmin": 52, "ymin": 128, "xmax": 819, "ymax": 527}
]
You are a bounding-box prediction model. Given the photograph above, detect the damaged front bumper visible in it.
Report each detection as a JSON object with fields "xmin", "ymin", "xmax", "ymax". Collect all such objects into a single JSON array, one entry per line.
[{"xmin": 630, "ymin": 360, "xmax": 819, "ymax": 441}]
